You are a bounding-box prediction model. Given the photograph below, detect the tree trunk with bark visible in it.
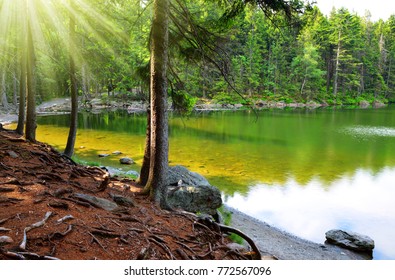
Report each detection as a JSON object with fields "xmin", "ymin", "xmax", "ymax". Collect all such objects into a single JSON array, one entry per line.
[
  {"xmin": 1, "ymin": 72, "xmax": 8, "ymax": 110},
  {"xmin": 25, "ymin": 17, "xmax": 36, "ymax": 142},
  {"xmin": 13, "ymin": 72, "xmax": 17, "ymax": 106},
  {"xmin": 138, "ymin": 108, "xmax": 151, "ymax": 186},
  {"xmin": 16, "ymin": 48, "xmax": 27, "ymax": 135},
  {"xmin": 142, "ymin": 0, "xmax": 170, "ymax": 209},
  {"xmin": 333, "ymin": 30, "xmax": 341, "ymax": 97},
  {"xmin": 64, "ymin": 2, "xmax": 78, "ymax": 157}
]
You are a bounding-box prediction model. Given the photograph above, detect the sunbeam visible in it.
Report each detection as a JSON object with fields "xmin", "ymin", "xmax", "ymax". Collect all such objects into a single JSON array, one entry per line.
[{"xmin": 0, "ymin": 0, "xmax": 134, "ymax": 97}]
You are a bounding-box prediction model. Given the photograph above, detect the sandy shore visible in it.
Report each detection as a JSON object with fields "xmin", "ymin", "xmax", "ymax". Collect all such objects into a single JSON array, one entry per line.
[{"xmin": 225, "ymin": 205, "xmax": 370, "ymax": 260}]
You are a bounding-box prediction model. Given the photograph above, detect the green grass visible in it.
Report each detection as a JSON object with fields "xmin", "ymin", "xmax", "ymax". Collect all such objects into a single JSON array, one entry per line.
[
  {"xmin": 71, "ymin": 156, "xmax": 100, "ymax": 167},
  {"xmin": 218, "ymin": 206, "xmax": 244, "ymax": 245}
]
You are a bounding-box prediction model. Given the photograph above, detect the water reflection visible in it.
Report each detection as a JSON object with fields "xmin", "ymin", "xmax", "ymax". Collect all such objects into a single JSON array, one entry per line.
[{"xmin": 225, "ymin": 167, "xmax": 395, "ymax": 259}]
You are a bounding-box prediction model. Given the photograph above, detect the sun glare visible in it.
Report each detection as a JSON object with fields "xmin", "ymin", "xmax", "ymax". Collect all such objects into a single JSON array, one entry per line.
[{"xmin": 0, "ymin": 0, "xmax": 130, "ymax": 88}]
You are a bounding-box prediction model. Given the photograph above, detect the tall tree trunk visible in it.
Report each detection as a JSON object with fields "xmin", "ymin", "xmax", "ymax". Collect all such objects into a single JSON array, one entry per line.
[
  {"xmin": 13, "ymin": 72, "xmax": 17, "ymax": 106},
  {"xmin": 143, "ymin": 0, "xmax": 170, "ymax": 209},
  {"xmin": 300, "ymin": 67, "xmax": 307, "ymax": 98},
  {"xmin": 64, "ymin": 2, "xmax": 78, "ymax": 157},
  {"xmin": 333, "ymin": 30, "xmax": 341, "ymax": 97},
  {"xmin": 16, "ymin": 49, "xmax": 27, "ymax": 135},
  {"xmin": 25, "ymin": 16, "xmax": 36, "ymax": 142},
  {"xmin": 386, "ymin": 56, "xmax": 392, "ymax": 97},
  {"xmin": 81, "ymin": 63, "xmax": 88, "ymax": 102},
  {"xmin": 325, "ymin": 50, "xmax": 332, "ymax": 94},
  {"xmin": 138, "ymin": 108, "xmax": 151, "ymax": 186},
  {"xmin": 1, "ymin": 72, "xmax": 8, "ymax": 110}
]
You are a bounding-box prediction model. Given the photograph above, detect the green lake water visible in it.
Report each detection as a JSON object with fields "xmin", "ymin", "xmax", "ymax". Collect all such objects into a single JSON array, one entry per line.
[{"xmin": 29, "ymin": 106, "xmax": 395, "ymax": 259}]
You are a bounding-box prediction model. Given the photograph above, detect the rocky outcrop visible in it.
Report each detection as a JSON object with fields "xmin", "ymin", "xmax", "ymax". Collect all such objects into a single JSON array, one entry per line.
[
  {"xmin": 166, "ymin": 165, "xmax": 222, "ymax": 216},
  {"xmin": 325, "ymin": 229, "xmax": 375, "ymax": 254}
]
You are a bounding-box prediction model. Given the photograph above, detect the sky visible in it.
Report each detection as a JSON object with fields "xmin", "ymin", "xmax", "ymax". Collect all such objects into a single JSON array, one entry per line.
[{"xmin": 313, "ymin": 0, "xmax": 395, "ymax": 21}]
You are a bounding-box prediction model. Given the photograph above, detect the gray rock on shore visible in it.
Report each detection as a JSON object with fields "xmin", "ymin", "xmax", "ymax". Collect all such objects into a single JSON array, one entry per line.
[
  {"xmin": 325, "ymin": 229, "xmax": 375, "ymax": 253},
  {"xmin": 167, "ymin": 184, "xmax": 222, "ymax": 216},
  {"xmin": 166, "ymin": 165, "xmax": 222, "ymax": 215}
]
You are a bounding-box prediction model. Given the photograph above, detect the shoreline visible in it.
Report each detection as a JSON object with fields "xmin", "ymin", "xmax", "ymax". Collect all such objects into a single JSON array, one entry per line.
[
  {"xmin": 224, "ymin": 205, "xmax": 371, "ymax": 260},
  {"xmin": 0, "ymin": 96, "xmax": 390, "ymax": 127}
]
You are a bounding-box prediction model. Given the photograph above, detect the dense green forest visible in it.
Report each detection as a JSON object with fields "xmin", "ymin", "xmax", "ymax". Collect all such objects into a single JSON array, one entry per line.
[{"xmin": 1, "ymin": 0, "xmax": 395, "ymax": 110}]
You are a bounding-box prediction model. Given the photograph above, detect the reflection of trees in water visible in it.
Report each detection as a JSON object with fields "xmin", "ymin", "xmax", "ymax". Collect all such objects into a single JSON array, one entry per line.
[{"xmin": 37, "ymin": 108, "xmax": 395, "ymax": 192}]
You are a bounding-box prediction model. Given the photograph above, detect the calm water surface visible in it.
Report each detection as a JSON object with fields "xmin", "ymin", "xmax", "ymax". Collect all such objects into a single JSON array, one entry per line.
[{"xmin": 33, "ymin": 106, "xmax": 395, "ymax": 259}]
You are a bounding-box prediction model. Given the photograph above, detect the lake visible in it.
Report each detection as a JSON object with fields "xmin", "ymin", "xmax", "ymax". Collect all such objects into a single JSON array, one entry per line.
[{"xmin": 33, "ymin": 105, "xmax": 395, "ymax": 259}]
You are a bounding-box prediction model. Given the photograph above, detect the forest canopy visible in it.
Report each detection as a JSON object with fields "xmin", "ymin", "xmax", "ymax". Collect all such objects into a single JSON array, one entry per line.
[{"xmin": 0, "ymin": 0, "xmax": 394, "ymax": 109}]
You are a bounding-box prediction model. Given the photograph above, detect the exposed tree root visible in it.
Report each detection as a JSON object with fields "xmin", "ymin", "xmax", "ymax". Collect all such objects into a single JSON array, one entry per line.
[{"xmin": 19, "ymin": 211, "xmax": 53, "ymax": 250}]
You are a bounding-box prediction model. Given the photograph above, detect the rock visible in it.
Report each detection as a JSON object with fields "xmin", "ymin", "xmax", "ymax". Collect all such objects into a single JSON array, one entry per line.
[
  {"xmin": 7, "ymin": 150, "xmax": 19, "ymax": 158},
  {"xmin": 167, "ymin": 165, "xmax": 210, "ymax": 187},
  {"xmin": 359, "ymin": 100, "xmax": 370, "ymax": 108},
  {"xmin": 120, "ymin": 157, "xmax": 134, "ymax": 165},
  {"xmin": 98, "ymin": 154, "xmax": 109, "ymax": 158},
  {"xmin": 110, "ymin": 194, "xmax": 138, "ymax": 207},
  {"xmin": 89, "ymin": 98, "xmax": 104, "ymax": 106},
  {"xmin": 167, "ymin": 184, "xmax": 222, "ymax": 215},
  {"xmin": 166, "ymin": 166, "xmax": 221, "ymax": 215},
  {"xmin": 255, "ymin": 100, "xmax": 267, "ymax": 107},
  {"xmin": 287, "ymin": 103, "xmax": 299, "ymax": 108},
  {"xmin": 0, "ymin": 236, "xmax": 13, "ymax": 245},
  {"xmin": 112, "ymin": 151, "xmax": 122, "ymax": 155},
  {"xmin": 276, "ymin": 102, "xmax": 286, "ymax": 108},
  {"xmin": 306, "ymin": 101, "xmax": 321, "ymax": 108},
  {"xmin": 73, "ymin": 193, "xmax": 118, "ymax": 211},
  {"xmin": 372, "ymin": 100, "xmax": 386, "ymax": 108},
  {"xmin": 325, "ymin": 229, "xmax": 375, "ymax": 253}
]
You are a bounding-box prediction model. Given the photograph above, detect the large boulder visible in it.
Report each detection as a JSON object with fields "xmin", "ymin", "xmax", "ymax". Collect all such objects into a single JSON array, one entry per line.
[
  {"xmin": 167, "ymin": 185, "xmax": 222, "ymax": 216},
  {"xmin": 166, "ymin": 166, "xmax": 222, "ymax": 215},
  {"xmin": 325, "ymin": 229, "xmax": 375, "ymax": 254},
  {"xmin": 167, "ymin": 165, "xmax": 210, "ymax": 187}
]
